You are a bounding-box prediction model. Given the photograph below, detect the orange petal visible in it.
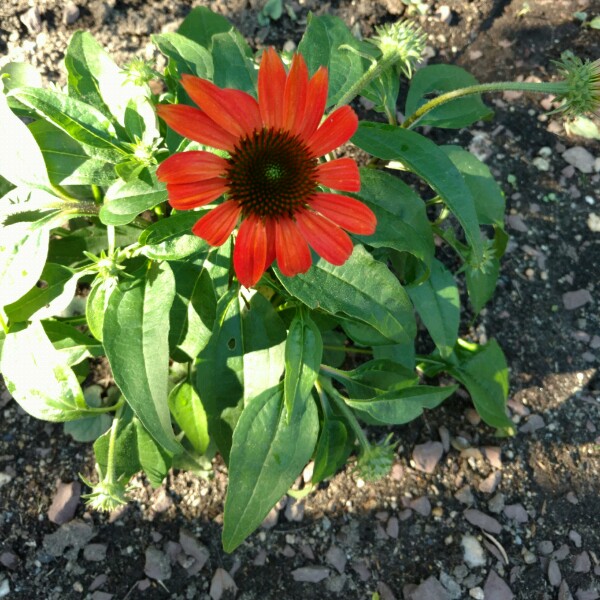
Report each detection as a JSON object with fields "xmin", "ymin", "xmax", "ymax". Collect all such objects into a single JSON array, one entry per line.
[
  {"xmin": 294, "ymin": 209, "xmax": 353, "ymax": 265},
  {"xmin": 157, "ymin": 151, "xmax": 229, "ymax": 184},
  {"xmin": 308, "ymin": 193, "xmax": 377, "ymax": 235},
  {"xmin": 180, "ymin": 75, "xmax": 262, "ymax": 138},
  {"xmin": 233, "ymin": 215, "xmax": 268, "ymax": 288},
  {"xmin": 264, "ymin": 218, "xmax": 277, "ymax": 270},
  {"xmin": 166, "ymin": 179, "xmax": 228, "ymax": 210},
  {"xmin": 283, "ymin": 54, "xmax": 309, "ymax": 135},
  {"xmin": 306, "ymin": 105, "xmax": 358, "ymax": 158},
  {"xmin": 275, "ymin": 217, "xmax": 312, "ymax": 277},
  {"xmin": 191, "ymin": 200, "xmax": 241, "ymax": 246},
  {"xmin": 299, "ymin": 66, "xmax": 328, "ymax": 141},
  {"xmin": 316, "ymin": 158, "xmax": 360, "ymax": 192},
  {"xmin": 258, "ymin": 48, "xmax": 286, "ymax": 129},
  {"xmin": 156, "ymin": 104, "xmax": 238, "ymax": 152}
]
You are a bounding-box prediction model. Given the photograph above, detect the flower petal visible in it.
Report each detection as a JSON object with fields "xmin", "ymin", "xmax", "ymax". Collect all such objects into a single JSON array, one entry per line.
[
  {"xmin": 299, "ymin": 66, "xmax": 328, "ymax": 141},
  {"xmin": 294, "ymin": 209, "xmax": 353, "ymax": 265},
  {"xmin": 283, "ymin": 54, "xmax": 309, "ymax": 135},
  {"xmin": 156, "ymin": 104, "xmax": 238, "ymax": 152},
  {"xmin": 157, "ymin": 151, "xmax": 229, "ymax": 184},
  {"xmin": 275, "ymin": 217, "xmax": 312, "ymax": 277},
  {"xmin": 233, "ymin": 215, "xmax": 268, "ymax": 288},
  {"xmin": 265, "ymin": 217, "xmax": 277, "ymax": 270},
  {"xmin": 258, "ymin": 48, "xmax": 286, "ymax": 129},
  {"xmin": 180, "ymin": 74, "xmax": 261, "ymax": 138},
  {"xmin": 316, "ymin": 157, "xmax": 360, "ymax": 192},
  {"xmin": 166, "ymin": 179, "xmax": 228, "ymax": 210},
  {"xmin": 306, "ymin": 105, "xmax": 358, "ymax": 158},
  {"xmin": 308, "ymin": 193, "xmax": 377, "ymax": 235},
  {"xmin": 192, "ymin": 200, "xmax": 241, "ymax": 246}
]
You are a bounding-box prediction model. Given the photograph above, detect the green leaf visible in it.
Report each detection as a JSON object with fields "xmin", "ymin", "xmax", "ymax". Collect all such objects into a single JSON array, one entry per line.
[
  {"xmin": 64, "ymin": 385, "xmax": 112, "ymax": 442},
  {"xmin": 28, "ymin": 120, "xmax": 118, "ymax": 186},
  {"xmin": 276, "ymin": 245, "xmax": 416, "ymax": 345},
  {"xmin": 0, "ymin": 62, "xmax": 43, "ymax": 92},
  {"xmin": 100, "ymin": 170, "xmax": 167, "ymax": 226},
  {"xmin": 297, "ymin": 14, "xmax": 367, "ymax": 107},
  {"xmin": 465, "ymin": 258, "xmax": 500, "ymax": 314},
  {"xmin": 196, "ymin": 288, "xmax": 244, "ymax": 462},
  {"xmin": 311, "ymin": 418, "xmax": 349, "ymax": 484},
  {"xmin": 152, "ymin": 33, "xmax": 214, "ymax": 79},
  {"xmin": 177, "ymin": 6, "xmax": 234, "ymax": 49},
  {"xmin": 407, "ymin": 259, "xmax": 459, "ymax": 359},
  {"xmin": 241, "ymin": 292, "xmax": 287, "ymax": 405},
  {"xmin": 86, "ymin": 277, "xmax": 117, "ymax": 342},
  {"xmin": 211, "ymin": 31, "xmax": 257, "ymax": 93},
  {"xmin": 372, "ymin": 341, "xmax": 416, "ymax": 371},
  {"xmin": 10, "ymin": 87, "xmax": 125, "ymax": 153},
  {"xmin": 0, "ymin": 320, "xmax": 87, "ymax": 421},
  {"xmin": 4, "ymin": 263, "xmax": 78, "ymax": 322},
  {"xmin": 103, "ymin": 261, "xmax": 182, "ymax": 454},
  {"xmin": 405, "ymin": 65, "xmax": 493, "ymax": 128},
  {"xmin": 169, "ymin": 260, "xmax": 216, "ymax": 362},
  {"xmin": 354, "ymin": 168, "xmax": 434, "ymax": 275},
  {"xmin": 284, "ymin": 310, "xmax": 322, "ymax": 419},
  {"xmin": 0, "ymin": 90, "xmax": 51, "ymax": 189},
  {"xmin": 168, "ymin": 379, "xmax": 209, "ymax": 455},
  {"xmin": 140, "ymin": 212, "xmax": 208, "ymax": 261},
  {"xmin": 447, "ymin": 340, "xmax": 514, "ymax": 433},
  {"xmin": 222, "ymin": 385, "xmax": 319, "ymax": 552},
  {"xmin": 352, "ymin": 123, "xmax": 484, "ymax": 265},
  {"xmin": 0, "ymin": 221, "xmax": 49, "ymax": 309},
  {"xmin": 587, "ymin": 15, "xmax": 600, "ymax": 29},
  {"xmin": 42, "ymin": 320, "xmax": 103, "ymax": 366},
  {"xmin": 346, "ymin": 384, "xmax": 457, "ymax": 425},
  {"xmin": 441, "ymin": 145, "xmax": 505, "ymax": 227}
]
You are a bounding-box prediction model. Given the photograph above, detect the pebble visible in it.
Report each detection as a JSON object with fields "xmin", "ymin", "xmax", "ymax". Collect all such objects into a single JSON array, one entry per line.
[
  {"xmin": 410, "ymin": 496, "xmax": 432, "ymax": 517},
  {"xmin": 209, "ymin": 568, "xmax": 237, "ymax": 600},
  {"xmin": 469, "ymin": 587, "xmax": 485, "ymax": 599},
  {"xmin": 548, "ymin": 559, "xmax": 562, "ymax": 587},
  {"xmin": 522, "ymin": 549, "xmax": 537, "ymax": 564},
  {"xmin": 439, "ymin": 427, "xmax": 451, "ymax": 453},
  {"xmin": 569, "ymin": 530, "xmax": 583, "ymax": 548},
  {"xmin": 179, "ymin": 529, "xmax": 209, "ymax": 575},
  {"xmin": 0, "ymin": 580, "xmax": 9, "ymax": 598},
  {"xmin": 573, "ymin": 551, "xmax": 591, "ymax": 573},
  {"xmin": 144, "ymin": 547, "xmax": 171, "ymax": 581},
  {"xmin": 351, "ymin": 559, "xmax": 371, "ymax": 582},
  {"xmin": 532, "ymin": 157, "xmax": 551, "ymax": 171},
  {"xmin": 483, "ymin": 446, "xmax": 502, "ymax": 469},
  {"xmin": 439, "ymin": 572, "xmax": 462, "ymax": 599},
  {"xmin": 479, "ymin": 471, "xmax": 502, "ymax": 494},
  {"xmin": 89, "ymin": 575, "xmax": 108, "ymax": 591},
  {"xmin": 91, "ymin": 592, "xmax": 112, "ymax": 600},
  {"xmin": 503, "ymin": 503, "xmax": 529, "ymax": 523},
  {"xmin": 575, "ymin": 587, "xmax": 600, "ymax": 600},
  {"xmin": 43, "ymin": 520, "xmax": 95, "ymax": 558},
  {"xmin": 455, "ymin": 485, "xmax": 475, "ymax": 505},
  {"xmin": 562, "ymin": 146, "xmax": 596, "ymax": 173},
  {"xmin": 20, "ymin": 6, "xmax": 42, "ymax": 34},
  {"xmin": 325, "ymin": 545, "xmax": 346, "ymax": 574},
  {"xmin": 412, "ymin": 441, "xmax": 444, "ymax": 473},
  {"xmin": 563, "ymin": 289, "xmax": 593, "ymax": 310},
  {"xmin": 378, "ymin": 581, "xmax": 398, "ymax": 600},
  {"xmin": 519, "ymin": 414, "xmax": 545, "ymax": 433},
  {"xmin": 406, "ymin": 576, "xmax": 450, "ymax": 600},
  {"xmin": 291, "ymin": 566, "xmax": 330, "ymax": 583},
  {"xmin": 62, "ymin": 1, "xmax": 80, "ymax": 25},
  {"xmin": 538, "ymin": 540, "xmax": 554, "ymax": 555},
  {"xmin": 462, "ymin": 535, "xmax": 486, "ymax": 568},
  {"xmin": 558, "ymin": 580, "xmax": 574, "ymax": 600},
  {"xmin": 83, "ymin": 543, "xmax": 107, "ymax": 562},
  {"xmin": 0, "ymin": 552, "xmax": 19, "ymax": 570},
  {"xmin": 587, "ymin": 213, "xmax": 600, "ymax": 233},
  {"xmin": 284, "ymin": 497, "xmax": 304, "ymax": 522},
  {"xmin": 435, "ymin": 5, "xmax": 452, "ymax": 23},
  {"xmin": 386, "ymin": 516, "xmax": 399, "ymax": 539},
  {"xmin": 47, "ymin": 481, "xmax": 81, "ymax": 525},
  {"xmin": 484, "ymin": 569, "xmax": 515, "ymax": 599},
  {"xmin": 464, "ymin": 509, "xmax": 502, "ymax": 534},
  {"xmin": 261, "ymin": 505, "xmax": 279, "ymax": 529},
  {"xmin": 506, "ymin": 214, "xmax": 528, "ymax": 232},
  {"xmin": 553, "ymin": 544, "xmax": 571, "ymax": 561}
]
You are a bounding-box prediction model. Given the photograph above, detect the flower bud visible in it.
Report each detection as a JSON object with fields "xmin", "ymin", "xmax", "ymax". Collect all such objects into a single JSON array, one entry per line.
[{"xmin": 552, "ymin": 52, "xmax": 600, "ymax": 118}]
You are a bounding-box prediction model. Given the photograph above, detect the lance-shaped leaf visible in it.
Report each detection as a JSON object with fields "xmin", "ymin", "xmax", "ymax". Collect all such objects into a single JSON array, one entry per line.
[
  {"xmin": 103, "ymin": 261, "xmax": 182, "ymax": 453},
  {"xmin": 311, "ymin": 418, "xmax": 349, "ymax": 484},
  {"xmin": 152, "ymin": 32, "xmax": 214, "ymax": 79},
  {"xmin": 0, "ymin": 320, "xmax": 87, "ymax": 421},
  {"xmin": 222, "ymin": 385, "xmax": 319, "ymax": 552},
  {"xmin": 276, "ymin": 245, "xmax": 416, "ymax": 346},
  {"xmin": 168, "ymin": 379, "xmax": 209, "ymax": 455},
  {"xmin": 42, "ymin": 320, "xmax": 103, "ymax": 366},
  {"xmin": 352, "ymin": 123, "xmax": 484, "ymax": 265},
  {"xmin": 284, "ymin": 309, "xmax": 322, "ymax": 419}
]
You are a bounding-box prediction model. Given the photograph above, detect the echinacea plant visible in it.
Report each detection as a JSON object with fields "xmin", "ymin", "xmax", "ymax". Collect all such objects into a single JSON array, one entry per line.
[{"xmin": 0, "ymin": 8, "xmax": 597, "ymax": 551}]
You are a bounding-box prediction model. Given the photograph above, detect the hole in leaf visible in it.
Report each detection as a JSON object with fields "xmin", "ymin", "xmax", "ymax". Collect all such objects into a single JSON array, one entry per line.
[
  {"xmin": 227, "ymin": 338, "xmax": 236, "ymax": 350},
  {"xmin": 36, "ymin": 280, "xmax": 48, "ymax": 289}
]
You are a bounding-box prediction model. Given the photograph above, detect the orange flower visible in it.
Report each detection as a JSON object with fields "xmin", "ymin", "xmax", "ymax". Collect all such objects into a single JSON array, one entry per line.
[{"xmin": 156, "ymin": 48, "xmax": 376, "ymax": 288}]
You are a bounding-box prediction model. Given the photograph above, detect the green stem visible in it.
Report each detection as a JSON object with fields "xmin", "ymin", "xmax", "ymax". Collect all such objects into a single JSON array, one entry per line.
[
  {"xmin": 323, "ymin": 344, "xmax": 373, "ymax": 355},
  {"xmin": 107, "ymin": 225, "xmax": 116, "ymax": 255},
  {"xmin": 319, "ymin": 377, "xmax": 370, "ymax": 450},
  {"xmin": 84, "ymin": 398, "xmax": 125, "ymax": 417},
  {"xmin": 402, "ymin": 80, "xmax": 570, "ymax": 129},
  {"xmin": 105, "ymin": 402, "xmax": 124, "ymax": 485}
]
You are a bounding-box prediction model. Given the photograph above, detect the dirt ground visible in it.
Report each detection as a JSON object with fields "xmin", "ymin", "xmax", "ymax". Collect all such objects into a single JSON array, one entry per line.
[{"xmin": 0, "ymin": 0, "xmax": 599, "ymax": 599}]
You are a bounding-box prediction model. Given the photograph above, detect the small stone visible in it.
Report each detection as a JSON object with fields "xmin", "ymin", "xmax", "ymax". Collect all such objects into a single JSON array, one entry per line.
[
  {"xmin": 465, "ymin": 408, "xmax": 481, "ymax": 426},
  {"xmin": 532, "ymin": 157, "xmax": 551, "ymax": 171},
  {"xmin": 83, "ymin": 543, "xmax": 107, "ymax": 562},
  {"xmin": 563, "ymin": 289, "xmax": 593, "ymax": 310},
  {"xmin": 538, "ymin": 540, "xmax": 554, "ymax": 555},
  {"xmin": 439, "ymin": 427, "xmax": 451, "ymax": 453},
  {"xmin": 548, "ymin": 559, "xmax": 562, "ymax": 587},
  {"xmin": 378, "ymin": 581, "xmax": 398, "ymax": 600},
  {"xmin": 519, "ymin": 414, "xmax": 545, "ymax": 433},
  {"xmin": 291, "ymin": 566, "xmax": 330, "ymax": 583},
  {"xmin": 47, "ymin": 481, "xmax": 81, "ymax": 525},
  {"xmin": 522, "ymin": 549, "xmax": 537, "ymax": 564},
  {"xmin": 412, "ymin": 442, "xmax": 444, "ymax": 473},
  {"xmin": 566, "ymin": 492, "xmax": 579, "ymax": 505},
  {"xmin": 326, "ymin": 574, "xmax": 347, "ymax": 594},
  {"xmin": 0, "ymin": 552, "xmax": 18, "ymax": 570},
  {"xmin": 284, "ymin": 497, "xmax": 304, "ymax": 522},
  {"xmin": 569, "ymin": 530, "xmax": 583, "ymax": 548},
  {"xmin": 391, "ymin": 463, "xmax": 404, "ymax": 480},
  {"xmin": 483, "ymin": 447, "xmax": 502, "ymax": 469},
  {"xmin": 43, "ymin": 520, "xmax": 95, "ymax": 558},
  {"xmin": 386, "ymin": 516, "xmax": 399, "ymax": 538},
  {"xmin": 483, "ymin": 570, "xmax": 514, "ymax": 599},
  {"xmin": 462, "ymin": 535, "xmax": 486, "ymax": 568},
  {"xmin": 20, "ymin": 6, "xmax": 42, "ymax": 34},
  {"xmin": 507, "ymin": 214, "xmax": 528, "ymax": 232},
  {"xmin": 553, "ymin": 544, "xmax": 571, "ymax": 561},
  {"xmin": 325, "ymin": 545, "xmax": 346, "ymax": 574},
  {"xmin": 464, "ymin": 509, "xmax": 502, "ymax": 534},
  {"xmin": 573, "ymin": 551, "xmax": 591, "ymax": 573},
  {"xmin": 410, "ymin": 496, "xmax": 432, "ymax": 517},
  {"xmin": 562, "ymin": 146, "xmax": 596, "ymax": 173},
  {"xmin": 144, "ymin": 547, "xmax": 171, "ymax": 581},
  {"xmin": 503, "ymin": 503, "xmax": 529, "ymax": 523},
  {"xmin": 469, "ymin": 588, "xmax": 485, "ymax": 600},
  {"xmin": 575, "ymin": 587, "xmax": 600, "ymax": 600},
  {"xmin": 91, "ymin": 593, "xmax": 113, "ymax": 600},
  {"xmin": 439, "ymin": 572, "xmax": 462, "ymax": 600},
  {"xmin": 261, "ymin": 505, "xmax": 279, "ymax": 529},
  {"xmin": 407, "ymin": 576, "xmax": 450, "ymax": 600},
  {"xmin": 62, "ymin": 1, "xmax": 80, "ymax": 25},
  {"xmin": 435, "ymin": 5, "xmax": 452, "ymax": 23},
  {"xmin": 281, "ymin": 545, "xmax": 295, "ymax": 558},
  {"xmin": 209, "ymin": 568, "xmax": 237, "ymax": 600},
  {"xmin": 89, "ymin": 575, "xmax": 107, "ymax": 591},
  {"xmin": 150, "ymin": 489, "xmax": 172, "ymax": 513},
  {"xmin": 454, "ymin": 485, "xmax": 475, "ymax": 506},
  {"xmin": 558, "ymin": 580, "xmax": 574, "ymax": 600},
  {"xmin": 588, "ymin": 213, "xmax": 600, "ymax": 233},
  {"xmin": 179, "ymin": 529, "xmax": 209, "ymax": 575},
  {"xmin": 351, "ymin": 559, "xmax": 371, "ymax": 581},
  {"xmin": 479, "ymin": 471, "xmax": 502, "ymax": 494}
]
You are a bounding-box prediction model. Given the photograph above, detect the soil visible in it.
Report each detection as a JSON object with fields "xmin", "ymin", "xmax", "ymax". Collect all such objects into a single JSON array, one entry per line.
[{"xmin": 0, "ymin": 1, "xmax": 599, "ymax": 599}]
